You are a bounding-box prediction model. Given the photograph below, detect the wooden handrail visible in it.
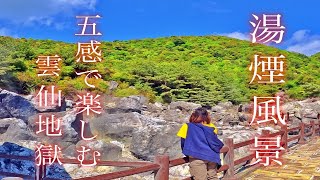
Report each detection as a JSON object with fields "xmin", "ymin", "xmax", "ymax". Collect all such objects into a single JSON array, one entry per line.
[
  {"xmin": 0, "ymin": 171, "xmax": 34, "ymax": 179},
  {"xmin": 0, "ymin": 119, "xmax": 319, "ymax": 180},
  {"xmin": 287, "ymin": 135, "xmax": 300, "ymax": 142},
  {"xmin": 234, "ymin": 154, "xmax": 255, "ymax": 166},
  {"xmin": 305, "ymin": 131, "xmax": 313, "ymax": 136},
  {"xmin": 74, "ymin": 163, "xmax": 160, "ymax": 180},
  {"xmin": 288, "ymin": 126, "xmax": 300, "ymax": 131},
  {"xmin": 60, "ymin": 158, "xmax": 154, "ymax": 167},
  {"xmin": 234, "ymin": 139, "xmax": 254, "ymax": 149}
]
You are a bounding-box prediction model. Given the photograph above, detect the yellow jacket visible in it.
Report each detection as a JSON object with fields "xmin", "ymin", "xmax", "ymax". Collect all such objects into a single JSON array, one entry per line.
[{"xmin": 177, "ymin": 122, "xmax": 218, "ymax": 139}]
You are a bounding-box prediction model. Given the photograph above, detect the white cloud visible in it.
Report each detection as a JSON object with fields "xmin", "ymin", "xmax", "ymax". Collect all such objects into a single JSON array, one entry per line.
[
  {"xmin": 286, "ymin": 30, "xmax": 320, "ymax": 56},
  {"xmin": 219, "ymin": 30, "xmax": 320, "ymax": 56},
  {"xmin": 287, "ymin": 40, "xmax": 320, "ymax": 56},
  {"xmin": 55, "ymin": 0, "xmax": 97, "ymax": 10},
  {"xmin": 0, "ymin": 0, "xmax": 97, "ymax": 29},
  {"xmin": 220, "ymin": 31, "xmax": 250, "ymax": 41},
  {"xmin": 290, "ymin": 30, "xmax": 308, "ymax": 42}
]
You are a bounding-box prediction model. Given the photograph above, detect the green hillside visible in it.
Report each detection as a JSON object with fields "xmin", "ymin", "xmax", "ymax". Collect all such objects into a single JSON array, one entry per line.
[{"xmin": 0, "ymin": 35, "xmax": 319, "ymax": 105}]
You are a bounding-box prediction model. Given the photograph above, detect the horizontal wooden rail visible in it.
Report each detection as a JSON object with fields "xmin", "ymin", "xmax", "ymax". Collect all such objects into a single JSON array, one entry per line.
[
  {"xmin": 218, "ymin": 164, "xmax": 230, "ymax": 173},
  {"xmin": 169, "ymin": 146, "xmax": 229, "ymax": 167},
  {"xmin": 234, "ymin": 154, "xmax": 255, "ymax": 166},
  {"xmin": 288, "ymin": 126, "xmax": 300, "ymax": 131},
  {"xmin": 74, "ymin": 163, "xmax": 160, "ymax": 180},
  {"xmin": 0, "ymin": 171, "xmax": 34, "ymax": 179},
  {"xmin": 305, "ymin": 131, "xmax": 313, "ymax": 136},
  {"xmin": 60, "ymin": 158, "xmax": 154, "ymax": 167},
  {"xmin": 305, "ymin": 124, "xmax": 313, "ymax": 128},
  {"xmin": 43, "ymin": 178, "xmax": 64, "ymax": 180},
  {"xmin": 287, "ymin": 135, "xmax": 300, "ymax": 142},
  {"xmin": 169, "ymin": 156, "xmax": 189, "ymax": 167},
  {"xmin": 269, "ymin": 131, "xmax": 284, "ymax": 137},
  {"xmin": 234, "ymin": 139, "xmax": 254, "ymax": 149}
]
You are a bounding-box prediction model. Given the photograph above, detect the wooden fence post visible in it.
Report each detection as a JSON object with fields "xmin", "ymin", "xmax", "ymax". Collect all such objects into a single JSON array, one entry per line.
[
  {"xmin": 298, "ymin": 122, "xmax": 306, "ymax": 144},
  {"xmin": 35, "ymin": 164, "xmax": 42, "ymax": 180},
  {"xmin": 35, "ymin": 164, "xmax": 46, "ymax": 180},
  {"xmin": 311, "ymin": 120, "xmax": 315, "ymax": 138},
  {"xmin": 154, "ymin": 155, "xmax": 169, "ymax": 180},
  {"xmin": 281, "ymin": 125, "xmax": 288, "ymax": 151},
  {"xmin": 35, "ymin": 165, "xmax": 40, "ymax": 180},
  {"xmin": 223, "ymin": 138, "xmax": 234, "ymax": 179}
]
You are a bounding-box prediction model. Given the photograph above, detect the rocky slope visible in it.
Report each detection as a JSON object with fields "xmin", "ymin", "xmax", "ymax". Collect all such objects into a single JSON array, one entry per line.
[{"xmin": 0, "ymin": 88, "xmax": 319, "ymax": 179}]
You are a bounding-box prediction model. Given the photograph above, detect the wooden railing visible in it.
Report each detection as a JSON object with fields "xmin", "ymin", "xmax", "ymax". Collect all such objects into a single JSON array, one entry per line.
[{"xmin": 0, "ymin": 117, "xmax": 319, "ymax": 180}]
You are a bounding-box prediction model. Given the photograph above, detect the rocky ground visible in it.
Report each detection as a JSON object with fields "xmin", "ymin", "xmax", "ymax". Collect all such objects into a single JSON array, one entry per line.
[{"xmin": 0, "ymin": 87, "xmax": 319, "ymax": 179}]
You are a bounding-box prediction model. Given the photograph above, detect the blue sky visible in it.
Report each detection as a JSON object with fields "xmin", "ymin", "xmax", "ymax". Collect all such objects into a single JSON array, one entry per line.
[{"xmin": 0, "ymin": 0, "xmax": 320, "ymax": 56}]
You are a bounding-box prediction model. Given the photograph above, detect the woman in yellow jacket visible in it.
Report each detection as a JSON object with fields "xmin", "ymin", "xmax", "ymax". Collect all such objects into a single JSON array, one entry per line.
[{"xmin": 177, "ymin": 107, "xmax": 223, "ymax": 180}]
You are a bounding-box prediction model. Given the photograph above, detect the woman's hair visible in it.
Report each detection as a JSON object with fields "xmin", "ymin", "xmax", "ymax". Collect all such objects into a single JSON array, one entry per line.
[{"xmin": 189, "ymin": 107, "xmax": 211, "ymax": 124}]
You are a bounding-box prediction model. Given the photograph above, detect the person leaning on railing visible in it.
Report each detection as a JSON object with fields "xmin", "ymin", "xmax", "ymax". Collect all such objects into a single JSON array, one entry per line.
[{"xmin": 177, "ymin": 107, "xmax": 224, "ymax": 180}]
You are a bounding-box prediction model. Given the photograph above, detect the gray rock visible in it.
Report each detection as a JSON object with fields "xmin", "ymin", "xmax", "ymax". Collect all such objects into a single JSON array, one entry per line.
[
  {"xmin": 222, "ymin": 130, "xmax": 257, "ymax": 160},
  {"xmin": 27, "ymin": 110, "xmax": 79, "ymax": 147},
  {"xmin": 241, "ymin": 104, "xmax": 252, "ymax": 113},
  {"xmin": 143, "ymin": 102, "xmax": 169, "ymax": 119},
  {"xmin": 130, "ymin": 123, "xmax": 181, "ymax": 161},
  {"xmin": 169, "ymin": 101, "xmax": 201, "ymax": 112},
  {"xmin": 63, "ymin": 144, "xmax": 77, "ymax": 158},
  {"xmin": 284, "ymin": 100, "xmax": 320, "ymax": 117},
  {"xmin": 58, "ymin": 110, "xmax": 80, "ymax": 145},
  {"xmin": 108, "ymin": 81, "xmax": 119, "ymax": 90},
  {"xmin": 238, "ymin": 104, "xmax": 243, "ymax": 112},
  {"xmin": 0, "ymin": 106, "xmax": 11, "ymax": 119},
  {"xmin": 90, "ymin": 112, "xmax": 143, "ymax": 138},
  {"xmin": 158, "ymin": 109, "xmax": 190, "ymax": 123},
  {"xmin": 0, "ymin": 142, "xmax": 36, "ymax": 179},
  {"xmin": 229, "ymin": 121, "xmax": 239, "ymax": 126},
  {"xmin": 45, "ymin": 163, "xmax": 72, "ymax": 179},
  {"xmin": 90, "ymin": 112, "xmax": 161, "ymax": 138},
  {"xmin": 217, "ymin": 101, "xmax": 233, "ymax": 109},
  {"xmin": 302, "ymin": 108, "xmax": 319, "ymax": 119},
  {"xmin": 0, "ymin": 89, "xmax": 36, "ymax": 122},
  {"xmin": 0, "ymin": 118, "xmax": 36, "ymax": 141},
  {"xmin": 145, "ymin": 103, "xmax": 164, "ymax": 114},
  {"xmin": 211, "ymin": 105, "xmax": 224, "ymax": 112},
  {"xmin": 300, "ymin": 99, "xmax": 320, "ymax": 112},
  {"xmin": 105, "ymin": 96, "xmax": 145, "ymax": 114},
  {"xmin": 76, "ymin": 140, "xmax": 122, "ymax": 161},
  {"xmin": 213, "ymin": 112, "xmax": 238, "ymax": 125},
  {"xmin": 238, "ymin": 113, "xmax": 249, "ymax": 122},
  {"xmin": 288, "ymin": 130, "xmax": 299, "ymax": 135},
  {"xmin": 211, "ymin": 102, "xmax": 238, "ymax": 113},
  {"xmin": 65, "ymin": 99, "xmax": 74, "ymax": 109},
  {"xmin": 155, "ymin": 102, "xmax": 165, "ymax": 109},
  {"xmin": 31, "ymin": 93, "xmax": 66, "ymax": 113},
  {"xmin": 0, "ymin": 142, "xmax": 34, "ymax": 157}
]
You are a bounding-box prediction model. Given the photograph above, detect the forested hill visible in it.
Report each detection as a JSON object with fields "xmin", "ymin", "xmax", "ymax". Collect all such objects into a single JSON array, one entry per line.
[{"xmin": 0, "ymin": 35, "xmax": 319, "ymax": 106}]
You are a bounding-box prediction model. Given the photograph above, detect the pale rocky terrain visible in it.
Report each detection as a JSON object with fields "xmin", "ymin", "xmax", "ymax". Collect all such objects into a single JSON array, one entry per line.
[{"xmin": 0, "ymin": 87, "xmax": 319, "ymax": 179}]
